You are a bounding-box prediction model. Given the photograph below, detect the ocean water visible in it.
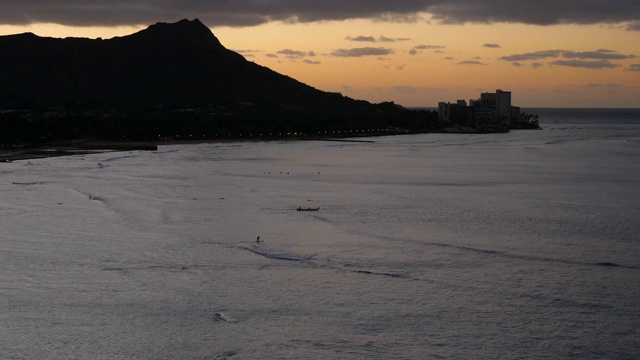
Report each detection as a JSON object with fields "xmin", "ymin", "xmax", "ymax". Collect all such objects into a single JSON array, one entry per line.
[{"xmin": 1, "ymin": 108, "xmax": 639, "ymax": 359}]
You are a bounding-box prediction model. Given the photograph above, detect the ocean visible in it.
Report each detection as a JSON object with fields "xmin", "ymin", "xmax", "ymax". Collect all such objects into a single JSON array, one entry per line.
[{"xmin": 1, "ymin": 108, "xmax": 639, "ymax": 359}]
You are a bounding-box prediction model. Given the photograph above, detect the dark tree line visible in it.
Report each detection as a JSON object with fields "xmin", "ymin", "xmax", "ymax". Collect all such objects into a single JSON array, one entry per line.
[{"xmin": 0, "ymin": 102, "xmax": 438, "ymax": 146}]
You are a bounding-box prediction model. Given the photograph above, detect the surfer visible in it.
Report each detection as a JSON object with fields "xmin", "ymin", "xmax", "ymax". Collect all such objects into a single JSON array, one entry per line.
[{"xmin": 256, "ymin": 236, "xmax": 260, "ymax": 243}]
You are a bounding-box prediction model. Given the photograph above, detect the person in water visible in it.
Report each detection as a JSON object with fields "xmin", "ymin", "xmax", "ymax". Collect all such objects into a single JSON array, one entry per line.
[{"xmin": 256, "ymin": 236, "xmax": 260, "ymax": 243}]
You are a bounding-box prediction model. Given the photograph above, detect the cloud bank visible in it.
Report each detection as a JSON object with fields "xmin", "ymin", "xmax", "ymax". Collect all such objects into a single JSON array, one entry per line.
[
  {"xmin": 500, "ymin": 49, "xmax": 636, "ymax": 69},
  {"xmin": 331, "ymin": 47, "xmax": 394, "ymax": 57},
  {"xmin": 346, "ymin": 35, "xmax": 410, "ymax": 43},
  {"xmin": 0, "ymin": 1, "xmax": 638, "ymax": 29},
  {"xmin": 458, "ymin": 60, "xmax": 486, "ymax": 66},
  {"xmin": 409, "ymin": 44, "xmax": 445, "ymax": 55},
  {"xmin": 501, "ymin": 49, "xmax": 635, "ymax": 62},
  {"xmin": 277, "ymin": 49, "xmax": 314, "ymax": 59}
]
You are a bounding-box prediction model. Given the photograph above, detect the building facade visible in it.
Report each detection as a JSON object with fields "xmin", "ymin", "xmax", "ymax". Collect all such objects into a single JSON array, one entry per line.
[{"xmin": 438, "ymin": 89, "xmax": 518, "ymax": 130}]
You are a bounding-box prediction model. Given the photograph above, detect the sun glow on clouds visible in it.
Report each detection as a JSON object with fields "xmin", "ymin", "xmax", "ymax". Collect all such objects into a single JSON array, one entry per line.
[
  {"xmin": 1, "ymin": 11, "xmax": 639, "ymax": 107},
  {"xmin": 214, "ymin": 18, "xmax": 640, "ymax": 107}
]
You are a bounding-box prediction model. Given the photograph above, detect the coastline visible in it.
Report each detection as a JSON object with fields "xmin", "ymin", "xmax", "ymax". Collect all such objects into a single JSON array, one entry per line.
[
  {"xmin": 0, "ymin": 143, "xmax": 157, "ymax": 162},
  {"xmin": 0, "ymin": 125, "xmax": 541, "ymax": 162},
  {"xmin": 0, "ymin": 132, "xmax": 402, "ymax": 162}
]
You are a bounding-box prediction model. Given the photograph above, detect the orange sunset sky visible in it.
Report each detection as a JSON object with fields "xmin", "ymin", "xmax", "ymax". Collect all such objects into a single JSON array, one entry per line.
[{"xmin": 1, "ymin": 2, "xmax": 639, "ymax": 108}]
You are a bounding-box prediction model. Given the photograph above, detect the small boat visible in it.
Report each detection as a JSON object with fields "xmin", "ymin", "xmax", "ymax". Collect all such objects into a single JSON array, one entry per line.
[{"xmin": 297, "ymin": 207, "xmax": 320, "ymax": 211}]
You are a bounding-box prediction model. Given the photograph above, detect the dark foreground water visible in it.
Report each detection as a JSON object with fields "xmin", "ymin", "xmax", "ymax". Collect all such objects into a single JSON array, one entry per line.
[{"xmin": 1, "ymin": 109, "xmax": 639, "ymax": 359}]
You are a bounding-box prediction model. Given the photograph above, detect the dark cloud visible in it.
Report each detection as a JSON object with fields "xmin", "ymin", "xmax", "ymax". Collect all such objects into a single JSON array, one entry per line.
[
  {"xmin": 346, "ymin": 35, "xmax": 377, "ymax": 42},
  {"xmin": 427, "ymin": 1, "xmax": 640, "ymax": 28},
  {"xmin": 0, "ymin": 1, "xmax": 638, "ymax": 28},
  {"xmin": 512, "ymin": 62, "xmax": 524, "ymax": 67},
  {"xmin": 458, "ymin": 60, "xmax": 486, "ymax": 65},
  {"xmin": 277, "ymin": 49, "xmax": 314, "ymax": 59},
  {"xmin": 303, "ymin": 59, "xmax": 321, "ymax": 65},
  {"xmin": 500, "ymin": 49, "xmax": 636, "ymax": 62},
  {"xmin": 549, "ymin": 59, "xmax": 620, "ymax": 69},
  {"xmin": 531, "ymin": 62, "xmax": 544, "ymax": 68},
  {"xmin": 562, "ymin": 49, "xmax": 635, "ymax": 60},
  {"xmin": 265, "ymin": 53, "xmax": 279, "ymax": 58},
  {"xmin": 379, "ymin": 35, "xmax": 411, "ymax": 42},
  {"xmin": 628, "ymin": 21, "xmax": 640, "ymax": 31},
  {"xmin": 331, "ymin": 47, "xmax": 394, "ymax": 57},
  {"xmin": 501, "ymin": 49, "xmax": 635, "ymax": 70},
  {"xmin": 372, "ymin": 12, "xmax": 424, "ymax": 24},
  {"xmin": 483, "ymin": 43, "xmax": 501, "ymax": 48},
  {"xmin": 627, "ymin": 64, "xmax": 640, "ymax": 72},
  {"xmin": 409, "ymin": 44, "xmax": 445, "ymax": 55},
  {"xmin": 499, "ymin": 50, "xmax": 563, "ymax": 61},
  {"xmin": 414, "ymin": 44, "xmax": 445, "ymax": 50},
  {"xmin": 346, "ymin": 35, "xmax": 410, "ymax": 42}
]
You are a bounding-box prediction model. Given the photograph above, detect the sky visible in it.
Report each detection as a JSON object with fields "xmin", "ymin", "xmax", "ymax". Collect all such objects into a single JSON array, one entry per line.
[{"xmin": 1, "ymin": 1, "xmax": 639, "ymax": 108}]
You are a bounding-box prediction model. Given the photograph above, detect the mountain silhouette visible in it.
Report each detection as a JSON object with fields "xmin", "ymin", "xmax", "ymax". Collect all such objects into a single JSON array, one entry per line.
[
  {"xmin": 0, "ymin": 19, "xmax": 436, "ymax": 143},
  {"xmin": 0, "ymin": 19, "xmax": 351, "ymax": 107}
]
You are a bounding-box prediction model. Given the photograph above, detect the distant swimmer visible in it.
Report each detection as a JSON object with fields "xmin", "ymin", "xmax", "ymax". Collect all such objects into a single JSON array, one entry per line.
[{"xmin": 256, "ymin": 236, "xmax": 260, "ymax": 243}]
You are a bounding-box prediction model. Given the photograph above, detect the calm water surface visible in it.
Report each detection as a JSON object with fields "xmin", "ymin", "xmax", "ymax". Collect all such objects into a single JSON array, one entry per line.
[{"xmin": 1, "ymin": 109, "xmax": 639, "ymax": 359}]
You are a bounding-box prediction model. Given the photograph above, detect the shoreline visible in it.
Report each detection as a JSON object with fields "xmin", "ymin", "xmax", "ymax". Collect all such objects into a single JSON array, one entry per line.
[
  {"xmin": 0, "ymin": 143, "xmax": 157, "ymax": 162},
  {"xmin": 0, "ymin": 136, "xmax": 387, "ymax": 162},
  {"xmin": 0, "ymin": 133, "xmax": 397, "ymax": 162},
  {"xmin": 0, "ymin": 126, "xmax": 540, "ymax": 162}
]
